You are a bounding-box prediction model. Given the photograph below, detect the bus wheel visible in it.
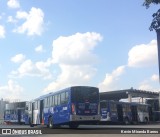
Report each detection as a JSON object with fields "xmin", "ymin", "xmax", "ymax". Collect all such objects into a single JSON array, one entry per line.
[
  {"xmin": 69, "ymin": 123, "xmax": 79, "ymax": 129},
  {"xmin": 49, "ymin": 117, "xmax": 54, "ymax": 129},
  {"xmin": 144, "ymin": 117, "xmax": 149, "ymax": 124},
  {"xmin": 29, "ymin": 118, "xmax": 34, "ymax": 127},
  {"xmin": 124, "ymin": 118, "xmax": 130, "ymax": 125}
]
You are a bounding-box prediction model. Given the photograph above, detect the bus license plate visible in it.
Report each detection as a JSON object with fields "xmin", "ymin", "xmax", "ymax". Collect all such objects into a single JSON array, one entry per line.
[{"xmin": 85, "ymin": 111, "xmax": 90, "ymax": 113}]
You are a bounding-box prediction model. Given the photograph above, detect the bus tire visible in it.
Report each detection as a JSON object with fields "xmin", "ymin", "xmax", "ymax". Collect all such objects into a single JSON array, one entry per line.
[
  {"xmin": 124, "ymin": 118, "xmax": 130, "ymax": 125},
  {"xmin": 69, "ymin": 123, "xmax": 79, "ymax": 129},
  {"xmin": 30, "ymin": 124, "xmax": 34, "ymax": 127},
  {"xmin": 144, "ymin": 117, "xmax": 149, "ymax": 124},
  {"xmin": 49, "ymin": 117, "xmax": 54, "ymax": 129},
  {"xmin": 29, "ymin": 118, "xmax": 34, "ymax": 127}
]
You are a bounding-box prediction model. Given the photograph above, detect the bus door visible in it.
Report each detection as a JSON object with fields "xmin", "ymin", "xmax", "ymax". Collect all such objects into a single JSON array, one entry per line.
[
  {"xmin": 40, "ymin": 100, "xmax": 44, "ymax": 124},
  {"xmin": 148, "ymin": 105, "xmax": 153, "ymax": 121},
  {"xmin": 131, "ymin": 105, "xmax": 138, "ymax": 122},
  {"xmin": 31, "ymin": 102, "xmax": 34, "ymax": 124},
  {"xmin": 117, "ymin": 104, "xmax": 123, "ymax": 122},
  {"xmin": 17, "ymin": 109, "xmax": 21, "ymax": 124},
  {"xmin": 100, "ymin": 101, "xmax": 108, "ymax": 121},
  {"xmin": 109, "ymin": 102, "xmax": 118, "ymax": 122}
]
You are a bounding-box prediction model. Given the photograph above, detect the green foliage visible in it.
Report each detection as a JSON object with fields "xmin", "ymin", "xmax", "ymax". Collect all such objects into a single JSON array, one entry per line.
[
  {"xmin": 143, "ymin": 0, "xmax": 160, "ymax": 8},
  {"xmin": 149, "ymin": 9, "xmax": 160, "ymax": 31},
  {"xmin": 143, "ymin": 0, "xmax": 160, "ymax": 31}
]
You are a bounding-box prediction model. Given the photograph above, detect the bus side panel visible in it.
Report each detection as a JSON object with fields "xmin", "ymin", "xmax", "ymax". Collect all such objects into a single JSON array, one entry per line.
[
  {"xmin": 44, "ymin": 107, "xmax": 49, "ymax": 125},
  {"xmin": 131, "ymin": 105, "xmax": 138, "ymax": 122},
  {"xmin": 4, "ymin": 114, "xmax": 11, "ymax": 122},
  {"xmin": 53, "ymin": 90, "xmax": 71, "ymax": 125},
  {"xmin": 25, "ymin": 114, "xmax": 29, "ymax": 124},
  {"xmin": 109, "ymin": 102, "xmax": 118, "ymax": 123},
  {"xmin": 53, "ymin": 103, "xmax": 70, "ymax": 124}
]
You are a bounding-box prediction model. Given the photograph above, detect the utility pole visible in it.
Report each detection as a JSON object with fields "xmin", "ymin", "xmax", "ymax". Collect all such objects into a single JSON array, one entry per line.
[{"xmin": 150, "ymin": 9, "xmax": 160, "ymax": 111}]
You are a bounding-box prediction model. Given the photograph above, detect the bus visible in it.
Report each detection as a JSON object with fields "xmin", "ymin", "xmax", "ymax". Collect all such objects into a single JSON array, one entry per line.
[
  {"xmin": 100, "ymin": 100, "xmax": 121, "ymax": 123},
  {"xmin": 130, "ymin": 103, "xmax": 150, "ymax": 124},
  {"xmin": 145, "ymin": 98, "xmax": 160, "ymax": 121},
  {"xmin": 25, "ymin": 86, "xmax": 100, "ymax": 128},
  {"xmin": 4, "ymin": 101, "xmax": 26, "ymax": 124},
  {"xmin": 100, "ymin": 100, "xmax": 150, "ymax": 124}
]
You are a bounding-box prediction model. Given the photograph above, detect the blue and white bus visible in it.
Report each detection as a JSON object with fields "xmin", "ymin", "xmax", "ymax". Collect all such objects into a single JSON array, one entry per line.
[
  {"xmin": 100, "ymin": 100, "xmax": 150, "ymax": 124},
  {"xmin": 4, "ymin": 101, "xmax": 26, "ymax": 124},
  {"xmin": 26, "ymin": 86, "xmax": 100, "ymax": 128}
]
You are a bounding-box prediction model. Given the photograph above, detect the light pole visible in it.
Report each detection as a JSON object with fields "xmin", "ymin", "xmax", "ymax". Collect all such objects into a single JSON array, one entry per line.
[
  {"xmin": 150, "ymin": 9, "xmax": 160, "ymax": 81},
  {"xmin": 150, "ymin": 9, "xmax": 160, "ymax": 111}
]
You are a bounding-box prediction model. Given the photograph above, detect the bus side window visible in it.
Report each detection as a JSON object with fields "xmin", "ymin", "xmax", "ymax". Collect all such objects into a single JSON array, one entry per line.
[
  {"xmin": 57, "ymin": 94, "xmax": 60, "ymax": 105},
  {"xmin": 52, "ymin": 95, "xmax": 55, "ymax": 106},
  {"xmin": 36, "ymin": 101, "xmax": 39, "ymax": 110},
  {"xmin": 65, "ymin": 91, "xmax": 69, "ymax": 102},
  {"xmin": 37, "ymin": 100, "xmax": 40, "ymax": 109},
  {"xmin": 55, "ymin": 95, "xmax": 58, "ymax": 106},
  {"xmin": 35, "ymin": 101, "xmax": 37, "ymax": 110},
  {"xmin": 110, "ymin": 103, "xmax": 116, "ymax": 112},
  {"xmin": 44, "ymin": 98, "xmax": 47, "ymax": 108},
  {"xmin": 49, "ymin": 96, "xmax": 52, "ymax": 107},
  {"xmin": 29, "ymin": 103, "xmax": 32, "ymax": 111},
  {"xmin": 47, "ymin": 97, "xmax": 50, "ymax": 108},
  {"xmin": 100, "ymin": 102, "xmax": 107, "ymax": 108},
  {"xmin": 33, "ymin": 102, "xmax": 35, "ymax": 110},
  {"xmin": 61, "ymin": 92, "xmax": 65, "ymax": 104},
  {"xmin": 138, "ymin": 105, "xmax": 143, "ymax": 112}
]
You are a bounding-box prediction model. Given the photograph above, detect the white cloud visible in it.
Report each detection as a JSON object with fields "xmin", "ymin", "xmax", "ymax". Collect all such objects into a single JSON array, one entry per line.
[
  {"xmin": 14, "ymin": 7, "xmax": 44, "ymax": 36},
  {"xmin": 138, "ymin": 74, "xmax": 160, "ymax": 92},
  {"xmin": 35, "ymin": 45, "xmax": 44, "ymax": 53},
  {"xmin": 98, "ymin": 65, "xmax": 126, "ymax": 92},
  {"xmin": 44, "ymin": 64, "xmax": 97, "ymax": 92},
  {"xmin": 7, "ymin": 0, "xmax": 20, "ymax": 9},
  {"xmin": 44, "ymin": 32, "xmax": 102, "ymax": 92},
  {"xmin": 0, "ymin": 25, "xmax": 5, "ymax": 38},
  {"xmin": 138, "ymin": 82, "xmax": 159, "ymax": 92},
  {"xmin": 151, "ymin": 74, "xmax": 159, "ymax": 82},
  {"xmin": 11, "ymin": 53, "xmax": 26, "ymax": 63},
  {"xmin": 52, "ymin": 32, "xmax": 102, "ymax": 65},
  {"xmin": 16, "ymin": 11, "xmax": 28, "ymax": 19},
  {"xmin": 10, "ymin": 59, "xmax": 53, "ymax": 79},
  {"xmin": 128, "ymin": 40, "xmax": 157, "ymax": 67},
  {"xmin": 0, "ymin": 80, "xmax": 23, "ymax": 100},
  {"xmin": 138, "ymin": 83, "xmax": 153, "ymax": 91},
  {"xmin": 7, "ymin": 16, "xmax": 17, "ymax": 23}
]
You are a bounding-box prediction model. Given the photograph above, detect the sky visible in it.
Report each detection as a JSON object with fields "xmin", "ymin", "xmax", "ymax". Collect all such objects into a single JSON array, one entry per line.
[{"xmin": 0, "ymin": 0, "xmax": 160, "ymax": 101}]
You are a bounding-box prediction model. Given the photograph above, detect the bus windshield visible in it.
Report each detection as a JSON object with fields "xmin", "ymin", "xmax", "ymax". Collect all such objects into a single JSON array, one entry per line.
[
  {"xmin": 71, "ymin": 87, "xmax": 99, "ymax": 102},
  {"xmin": 100, "ymin": 101, "xmax": 107, "ymax": 109}
]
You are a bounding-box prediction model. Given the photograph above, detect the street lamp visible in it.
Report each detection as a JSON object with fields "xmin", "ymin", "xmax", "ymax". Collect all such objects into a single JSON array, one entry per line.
[
  {"xmin": 150, "ymin": 9, "xmax": 160, "ymax": 111},
  {"xmin": 150, "ymin": 9, "xmax": 160, "ymax": 82}
]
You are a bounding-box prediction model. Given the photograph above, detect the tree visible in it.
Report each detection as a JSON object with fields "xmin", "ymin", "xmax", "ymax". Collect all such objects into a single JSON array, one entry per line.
[
  {"xmin": 143, "ymin": 0, "xmax": 160, "ymax": 82},
  {"xmin": 143, "ymin": 0, "xmax": 160, "ymax": 8}
]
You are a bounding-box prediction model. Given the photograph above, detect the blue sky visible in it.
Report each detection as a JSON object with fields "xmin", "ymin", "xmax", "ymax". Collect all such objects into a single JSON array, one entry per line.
[{"xmin": 0, "ymin": 0, "xmax": 159, "ymax": 101}]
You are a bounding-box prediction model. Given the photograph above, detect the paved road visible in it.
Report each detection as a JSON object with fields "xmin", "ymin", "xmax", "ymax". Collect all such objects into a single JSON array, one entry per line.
[
  {"xmin": 1, "ymin": 122, "xmax": 160, "ymax": 128},
  {"xmin": 0, "ymin": 123, "xmax": 160, "ymax": 137}
]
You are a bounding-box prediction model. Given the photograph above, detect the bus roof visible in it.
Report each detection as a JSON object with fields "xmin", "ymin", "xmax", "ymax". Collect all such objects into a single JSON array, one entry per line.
[{"xmin": 31, "ymin": 86, "xmax": 98, "ymax": 102}]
